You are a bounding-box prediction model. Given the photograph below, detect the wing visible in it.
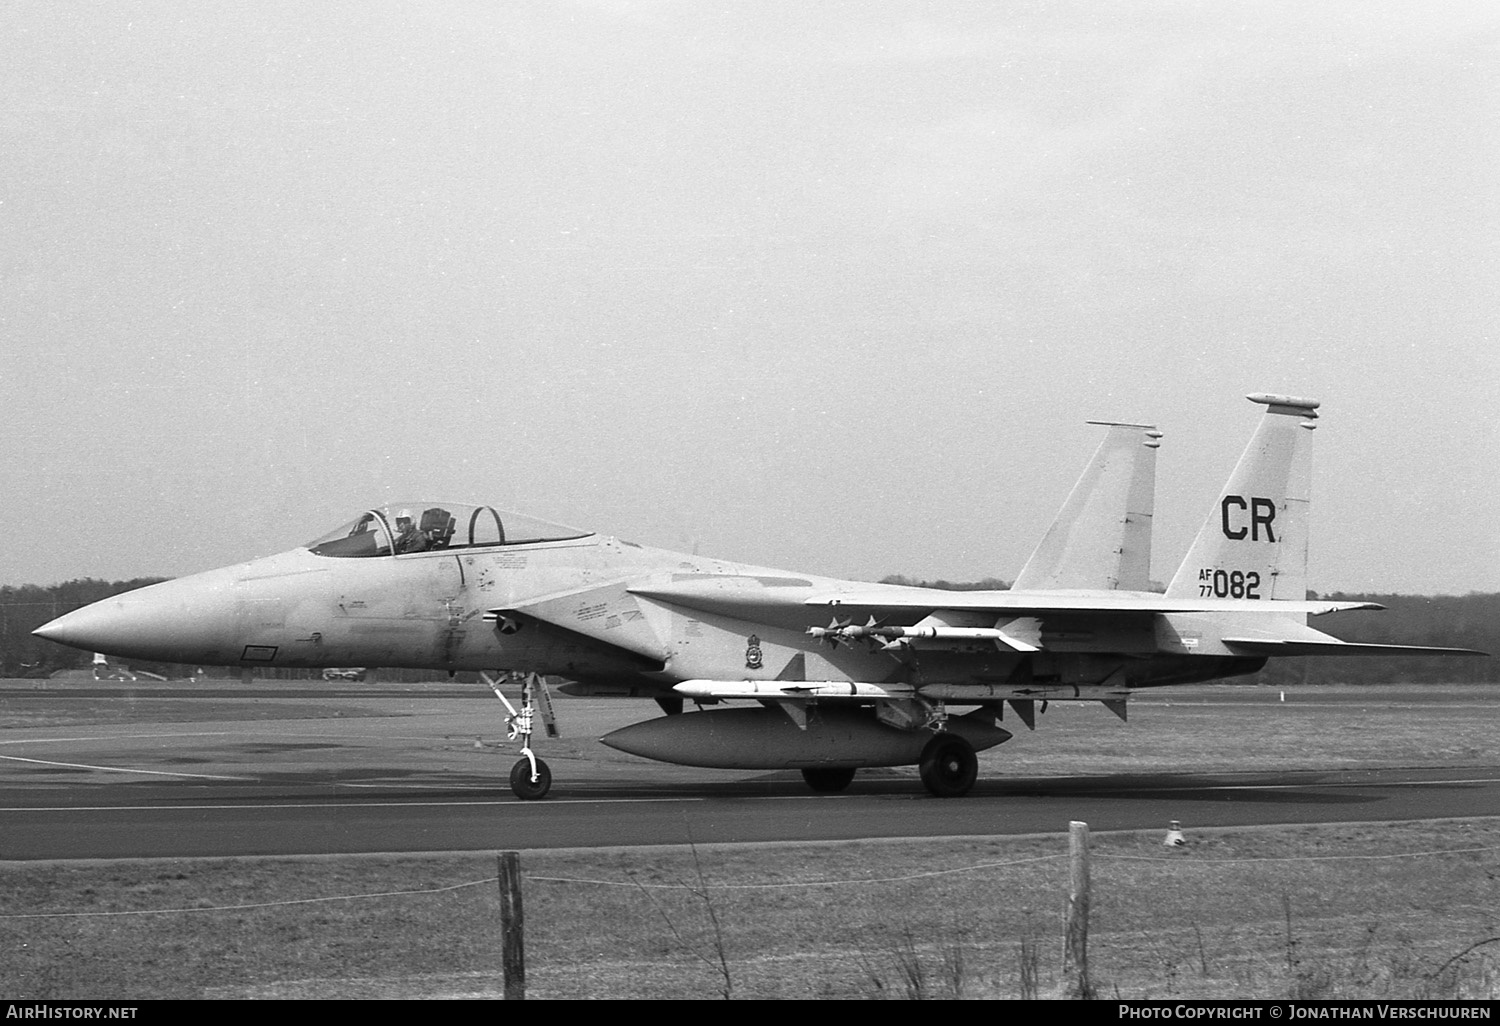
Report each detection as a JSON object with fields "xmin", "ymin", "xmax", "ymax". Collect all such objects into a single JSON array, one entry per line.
[
  {"xmin": 630, "ymin": 577, "xmax": 1383, "ymax": 621},
  {"xmin": 628, "ymin": 577, "xmax": 1484, "ymax": 659}
]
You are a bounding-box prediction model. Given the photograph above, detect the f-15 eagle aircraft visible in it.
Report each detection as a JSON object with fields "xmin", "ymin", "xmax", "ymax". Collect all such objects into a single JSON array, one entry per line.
[{"xmin": 34, "ymin": 394, "xmax": 1480, "ymax": 799}]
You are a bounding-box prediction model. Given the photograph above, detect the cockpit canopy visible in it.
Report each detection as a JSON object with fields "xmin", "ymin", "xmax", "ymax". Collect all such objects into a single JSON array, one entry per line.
[{"xmin": 305, "ymin": 503, "xmax": 592, "ymax": 558}]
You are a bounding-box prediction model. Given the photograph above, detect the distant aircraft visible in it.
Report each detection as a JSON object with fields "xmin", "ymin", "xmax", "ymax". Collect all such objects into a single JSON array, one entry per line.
[
  {"xmin": 34, "ymin": 394, "xmax": 1482, "ymax": 799},
  {"xmin": 92, "ymin": 651, "xmax": 135, "ymax": 682}
]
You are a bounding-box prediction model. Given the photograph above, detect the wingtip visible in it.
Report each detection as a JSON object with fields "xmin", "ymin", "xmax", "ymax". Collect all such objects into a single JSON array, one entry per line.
[{"xmin": 1309, "ymin": 601, "xmax": 1386, "ymax": 615}]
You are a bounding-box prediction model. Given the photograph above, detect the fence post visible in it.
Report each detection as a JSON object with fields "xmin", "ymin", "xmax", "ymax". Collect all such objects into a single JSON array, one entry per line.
[
  {"xmin": 498, "ymin": 850, "xmax": 525, "ymax": 1000},
  {"xmin": 1065, "ymin": 820, "xmax": 1093, "ymax": 999}
]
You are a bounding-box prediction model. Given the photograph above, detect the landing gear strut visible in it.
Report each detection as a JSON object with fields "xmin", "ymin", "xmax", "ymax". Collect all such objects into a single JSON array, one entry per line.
[
  {"xmin": 918, "ymin": 733, "xmax": 977, "ymax": 798},
  {"xmin": 484, "ymin": 672, "xmax": 554, "ymax": 800}
]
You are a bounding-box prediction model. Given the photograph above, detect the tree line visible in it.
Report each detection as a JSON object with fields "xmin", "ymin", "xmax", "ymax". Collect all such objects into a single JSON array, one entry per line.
[
  {"xmin": 3, "ymin": 577, "xmax": 1496, "ymax": 684},
  {"xmin": 2, "ymin": 578, "xmax": 169, "ymax": 677}
]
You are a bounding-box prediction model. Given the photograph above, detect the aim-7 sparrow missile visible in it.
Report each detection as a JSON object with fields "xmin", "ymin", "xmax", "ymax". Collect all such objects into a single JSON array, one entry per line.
[
  {"xmin": 807, "ymin": 621, "xmax": 1040, "ymax": 651},
  {"xmin": 672, "ymin": 679, "xmax": 916, "ymax": 700}
]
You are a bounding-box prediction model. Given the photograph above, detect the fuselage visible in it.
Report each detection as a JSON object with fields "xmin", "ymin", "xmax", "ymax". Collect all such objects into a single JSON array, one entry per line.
[
  {"xmin": 35, "ymin": 530, "xmax": 773, "ymax": 673},
  {"xmin": 35, "ymin": 520, "xmax": 1262, "ymax": 692}
]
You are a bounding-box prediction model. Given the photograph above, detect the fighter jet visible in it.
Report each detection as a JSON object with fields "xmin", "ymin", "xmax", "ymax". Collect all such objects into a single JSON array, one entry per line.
[{"xmin": 33, "ymin": 394, "xmax": 1481, "ymax": 799}]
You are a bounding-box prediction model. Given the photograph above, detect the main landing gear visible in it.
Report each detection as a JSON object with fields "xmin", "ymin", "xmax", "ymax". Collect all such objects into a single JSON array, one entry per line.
[
  {"xmin": 798, "ymin": 733, "xmax": 978, "ymax": 798},
  {"xmin": 918, "ymin": 733, "xmax": 978, "ymax": 798},
  {"xmin": 483, "ymin": 671, "xmax": 556, "ymax": 800}
]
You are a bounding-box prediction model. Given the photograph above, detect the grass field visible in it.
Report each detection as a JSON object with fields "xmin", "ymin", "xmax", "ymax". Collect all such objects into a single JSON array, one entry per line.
[
  {"xmin": 2, "ymin": 681, "xmax": 1498, "ymax": 999},
  {"xmin": 4, "ymin": 821, "xmax": 1499, "ymax": 999}
]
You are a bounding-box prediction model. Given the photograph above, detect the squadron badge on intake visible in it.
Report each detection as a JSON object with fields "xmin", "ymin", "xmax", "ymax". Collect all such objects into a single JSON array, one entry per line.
[{"xmin": 744, "ymin": 634, "xmax": 764, "ymax": 670}]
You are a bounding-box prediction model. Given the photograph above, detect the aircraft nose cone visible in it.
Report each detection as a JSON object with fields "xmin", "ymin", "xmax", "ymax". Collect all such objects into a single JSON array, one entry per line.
[
  {"xmin": 34, "ymin": 584, "xmax": 194, "ymax": 659},
  {"xmin": 31, "ymin": 567, "xmax": 244, "ymax": 664},
  {"xmin": 32, "ymin": 602, "xmax": 128, "ymax": 650}
]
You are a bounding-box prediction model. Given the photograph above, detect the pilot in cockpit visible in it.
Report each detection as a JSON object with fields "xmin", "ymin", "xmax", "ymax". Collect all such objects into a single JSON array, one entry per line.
[{"xmin": 393, "ymin": 509, "xmax": 429, "ymax": 554}]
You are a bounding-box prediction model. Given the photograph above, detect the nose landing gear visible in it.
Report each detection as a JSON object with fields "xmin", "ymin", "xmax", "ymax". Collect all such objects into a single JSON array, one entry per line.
[{"xmin": 483, "ymin": 671, "xmax": 557, "ymax": 800}]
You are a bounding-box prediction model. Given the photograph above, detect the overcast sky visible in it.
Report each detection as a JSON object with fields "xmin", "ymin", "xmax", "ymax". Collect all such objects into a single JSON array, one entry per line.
[{"xmin": 3, "ymin": 1, "xmax": 1496, "ymax": 595}]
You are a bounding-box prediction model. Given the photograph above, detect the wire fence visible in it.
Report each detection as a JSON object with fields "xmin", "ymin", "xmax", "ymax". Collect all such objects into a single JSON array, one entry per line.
[
  {"xmin": 3, "ymin": 839, "xmax": 1496, "ymax": 915},
  {"xmin": 3, "ymin": 830, "xmax": 1498, "ymax": 998}
]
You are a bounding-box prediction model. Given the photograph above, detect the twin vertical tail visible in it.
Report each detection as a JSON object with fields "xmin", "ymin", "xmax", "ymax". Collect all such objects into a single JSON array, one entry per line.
[
  {"xmin": 1013, "ymin": 422, "xmax": 1161, "ymax": 592},
  {"xmin": 1165, "ymin": 394, "xmax": 1321, "ymax": 602}
]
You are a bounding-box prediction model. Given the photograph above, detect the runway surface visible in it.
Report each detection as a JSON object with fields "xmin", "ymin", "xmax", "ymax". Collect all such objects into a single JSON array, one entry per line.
[{"xmin": 3, "ymin": 681, "xmax": 1498, "ymax": 860}]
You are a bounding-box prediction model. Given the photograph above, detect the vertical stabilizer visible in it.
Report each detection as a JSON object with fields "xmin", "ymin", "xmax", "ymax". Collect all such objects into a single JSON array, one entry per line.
[
  {"xmin": 1165, "ymin": 393, "xmax": 1320, "ymax": 601},
  {"xmin": 1013, "ymin": 422, "xmax": 1161, "ymax": 591}
]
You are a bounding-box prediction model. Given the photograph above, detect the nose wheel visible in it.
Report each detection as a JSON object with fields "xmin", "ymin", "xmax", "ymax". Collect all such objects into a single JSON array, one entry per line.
[
  {"xmin": 509, "ymin": 755, "xmax": 551, "ymax": 800},
  {"xmin": 483, "ymin": 671, "xmax": 557, "ymax": 800}
]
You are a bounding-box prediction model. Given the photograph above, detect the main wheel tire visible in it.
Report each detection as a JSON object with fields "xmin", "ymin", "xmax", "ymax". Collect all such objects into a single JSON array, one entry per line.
[
  {"xmin": 918, "ymin": 733, "xmax": 977, "ymax": 798},
  {"xmin": 509, "ymin": 757, "xmax": 552, "ymax": 800},
  {"xmin": 801, "ymin": 767, "xmax": 856, "ymax": 793}
]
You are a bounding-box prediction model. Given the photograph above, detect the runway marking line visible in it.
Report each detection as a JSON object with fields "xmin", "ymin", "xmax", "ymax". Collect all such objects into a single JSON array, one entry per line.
[
  {"xmin": 0, "ymin": 731, "xmax": 450, "ymax": 745},
  {"xmin": 0, "ymin": 732, "xmax": 240, "ymax": 745},
  {"xmin": 1204, "ymin": 776, "xmax": 1500, "ymax": 790},
  {"xmin": 0, "ymin": 755, "xmax": 254, "ymax": 782},
  {"xmin": 4, "ymin": 769, "xmax": 1500, "ymax": 815},
  {"xmin": 0, "ymin": 797, "xmax": 712, "ymax": 812},
  {"xmin": 7, "ymin": 775, "xmax": 1500, "ymax": 815}
]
